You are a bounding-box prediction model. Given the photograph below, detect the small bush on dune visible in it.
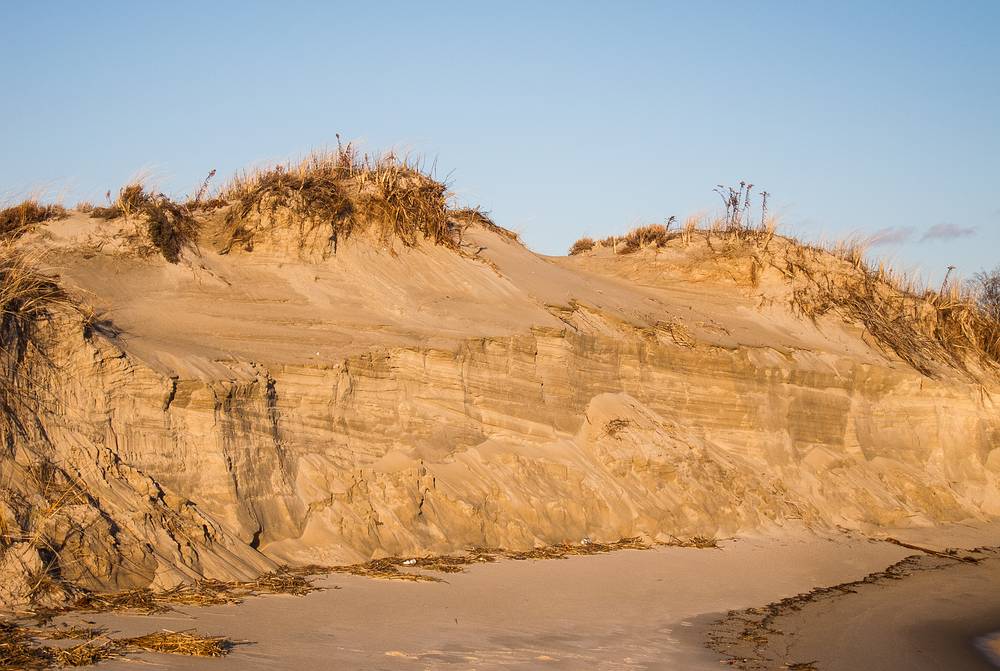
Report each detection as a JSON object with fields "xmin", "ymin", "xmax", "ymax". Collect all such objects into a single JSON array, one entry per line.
[
  {"xmin": 0, "ymin": 200, "xmax": 67, "ymax": 240},
  {"xmin": 568, "ymin": 237, "xmax": 595, "ymax": 255}
]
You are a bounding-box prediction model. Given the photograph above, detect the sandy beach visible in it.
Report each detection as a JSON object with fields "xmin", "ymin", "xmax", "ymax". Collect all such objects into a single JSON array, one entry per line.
[
  {"xmin": 706, "ymin": 546, "xmax": 1000, "ymax": 670},
  {"xmin": 50, "ymin": 530, "xmax": 916, "ymax": 670}
]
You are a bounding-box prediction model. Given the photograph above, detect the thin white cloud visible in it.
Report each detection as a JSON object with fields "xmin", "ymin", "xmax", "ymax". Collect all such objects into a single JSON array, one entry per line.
[
  {"xmin": 867, "ymin": 226, "xmax": 913, "ymax": 247},
  {"xmin": 921, "ymin": 223, "xmax": 977, "ymax": 242}
]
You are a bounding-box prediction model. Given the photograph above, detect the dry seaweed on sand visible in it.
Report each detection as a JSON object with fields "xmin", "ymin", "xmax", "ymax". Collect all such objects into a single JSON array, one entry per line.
[
  {"xmin": 70, "ymin": 588, "xmax": 161, "ymax": 614},
  {"xmin": 26, "ymin": 624, "xmax": 106, "ymax": 641},
  {"xmin": 120, "ymin": 630, "xmax": 232, "ymax": 657},
  {"xmin": 68, "ymin": 567, "xmax": 320, "ymax": 615},
  {"xmin": 663, "ymin": 535, "xmax": 720, "ymax": 549},
  {"xmin": 329, "ymin": 558, "xmax": 444, "ymax": 582},
  {"xmin": 496, "ymin": 536, "xmax": 652, "ymax": 561},
  {"xmin": 325, "ymin": 538, "xmax": 652, "ymax": 582},
  {"xmin": 1, "ymin": 618, "xmax": 236, "ymax": 669}
]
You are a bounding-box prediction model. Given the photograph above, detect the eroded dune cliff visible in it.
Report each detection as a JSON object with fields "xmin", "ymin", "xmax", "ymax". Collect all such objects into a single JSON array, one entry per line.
[{"xmin": 1, "ymin": 166, "xmax": 998, "ymax": 608}]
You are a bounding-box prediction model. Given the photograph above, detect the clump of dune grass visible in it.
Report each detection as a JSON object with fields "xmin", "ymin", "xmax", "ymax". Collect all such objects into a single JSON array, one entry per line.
[
  {"xmin": 220, "ymin": 140, "xmax": 457, "ymax": 256},
  {"xmin": 568, "ymin": 237, "xmax": 595, "ymax": 255},
  {"xmin": 0, "ymin": 201, "xmax": 67, "ymax": 241},
  {"xmin": 89, "ymin": 183, "xmax": 148, "ymax": 221},
  {"xmin": 90, "ymin": 184, "xmax": 197, "ymax": 263},
  {"xmin": 0, "ymin": 244, "xmax": 73, "ymax": 436},
  {"xmin": 621, "ymin": 219, "xmax": 675, "ymax": 253},
  {"xmin": 578, "ymin": 218, "xmax": 679, "ymax": 255},
  {"xmin": 221, "ymin": 154, "xmax": 354, "ymax": 254},
  {"xmin": 144, "ymin": 195, "xmax": 198, "ymax": 263}
]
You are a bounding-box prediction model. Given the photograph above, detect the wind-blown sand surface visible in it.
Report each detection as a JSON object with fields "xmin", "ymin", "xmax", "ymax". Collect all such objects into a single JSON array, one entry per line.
[{"xmin": 65, "ymin": 530, "xmax": 915, "ymax": 670}]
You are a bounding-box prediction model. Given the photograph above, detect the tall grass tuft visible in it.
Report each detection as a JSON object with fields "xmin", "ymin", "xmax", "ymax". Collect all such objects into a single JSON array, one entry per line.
[{"xmin": 0, "ymin": 201, "xmax": 67, "ymax": 241}]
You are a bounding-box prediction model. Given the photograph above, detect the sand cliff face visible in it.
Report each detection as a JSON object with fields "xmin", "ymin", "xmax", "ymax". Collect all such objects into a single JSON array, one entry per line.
[{"xmin": 1, "ymin": 213, "xmax": 998, "ymax": 606}]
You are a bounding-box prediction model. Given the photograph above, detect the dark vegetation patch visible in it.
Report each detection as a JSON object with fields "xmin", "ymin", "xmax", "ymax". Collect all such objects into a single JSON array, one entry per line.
[{"xmin": 0, "ymin": 201, "xmax": 67, "ymax": 241}]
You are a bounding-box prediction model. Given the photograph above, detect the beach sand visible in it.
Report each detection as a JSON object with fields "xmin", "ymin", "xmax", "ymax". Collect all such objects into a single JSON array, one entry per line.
[
  {"xmin": 706, "ymin": 547, "xmax": 1000, "ymax": 670},
  {"xmin": 60, "ymin": 529, "xmax": 914, "ymax": 670}
]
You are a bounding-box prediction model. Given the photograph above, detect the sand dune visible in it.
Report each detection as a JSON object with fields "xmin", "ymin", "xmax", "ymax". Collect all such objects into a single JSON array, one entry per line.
[{"xmin": 1, "ymin": 165, "xmax": 998, "ymax": 667}]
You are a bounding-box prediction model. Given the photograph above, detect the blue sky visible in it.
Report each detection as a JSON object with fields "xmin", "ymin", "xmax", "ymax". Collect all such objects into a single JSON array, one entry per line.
[{"xmin": 2, "ymin": 1, "xmax": 997, "ymax": 280}]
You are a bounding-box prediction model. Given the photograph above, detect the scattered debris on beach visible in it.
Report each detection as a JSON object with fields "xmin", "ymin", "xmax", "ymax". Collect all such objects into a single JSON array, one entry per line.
[
  {"xmin": 0, "ymin": 620, "xmax": 233, "ymax": 670},
  {"xmin": 328, "ymin": 537, "xmax": 657, "ymax": 582}
]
